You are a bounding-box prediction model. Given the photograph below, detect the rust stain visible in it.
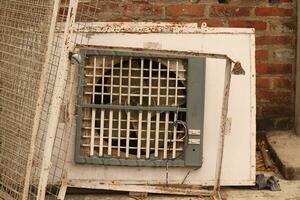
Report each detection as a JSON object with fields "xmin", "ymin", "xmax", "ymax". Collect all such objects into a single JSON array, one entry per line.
[
  {"xmin": 76, "ymin": 44, "xmax": 244, "ymax": 72},
  {"xmin": 75, "ymin": 22, "xmax": 197, "ymax": 33}
]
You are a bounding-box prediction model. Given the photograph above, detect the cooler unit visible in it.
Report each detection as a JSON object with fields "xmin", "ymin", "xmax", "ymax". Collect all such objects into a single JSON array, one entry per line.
[{"xmin": 61, "ymin": 22, "xmax": 256, "ymax": 189}]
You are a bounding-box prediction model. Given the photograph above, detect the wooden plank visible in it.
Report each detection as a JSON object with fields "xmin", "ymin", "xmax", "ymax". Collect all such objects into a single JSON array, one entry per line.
[
  {"xmin": 57, "ymin": 183, "xmax": 68, "ymax": 200},
  {"xmin": 67, "ymin": 180, "xmax": 212, "ymax": 197}
]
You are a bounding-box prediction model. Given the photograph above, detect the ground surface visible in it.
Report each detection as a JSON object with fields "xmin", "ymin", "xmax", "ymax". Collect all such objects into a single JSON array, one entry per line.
[{"xmin": 267, "ymin": 131, "xmax": 300, "ymax": 180}]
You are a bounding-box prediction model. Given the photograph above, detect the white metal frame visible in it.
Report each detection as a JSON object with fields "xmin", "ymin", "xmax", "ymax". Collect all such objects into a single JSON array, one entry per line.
[{"xmin": 36, "ymin": 0, "xmax": 79, "ymax": 199}]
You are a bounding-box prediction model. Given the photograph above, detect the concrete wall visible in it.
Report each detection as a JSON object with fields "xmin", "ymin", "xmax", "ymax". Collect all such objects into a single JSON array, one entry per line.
[{"xmin": 66, "ymin": 0, "xmax": 297, "ymax": 131}]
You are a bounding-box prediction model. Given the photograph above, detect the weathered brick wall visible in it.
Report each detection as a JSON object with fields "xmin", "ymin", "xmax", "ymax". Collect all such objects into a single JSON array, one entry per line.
[{"xmin": 75, "ymin": 0, "xmax": 297, "ymax": 131}]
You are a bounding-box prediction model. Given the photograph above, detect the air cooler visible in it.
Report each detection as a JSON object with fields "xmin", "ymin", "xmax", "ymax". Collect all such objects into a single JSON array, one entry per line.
[{"xmin": 57, "ymin": 22, "xmax": 255, "ymax": 187}]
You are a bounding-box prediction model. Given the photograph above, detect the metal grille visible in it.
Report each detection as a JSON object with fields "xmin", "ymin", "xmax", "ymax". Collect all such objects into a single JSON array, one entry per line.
[{"xmin": 77, "ymin": 53, "xmax": 190, "ymax": 165}]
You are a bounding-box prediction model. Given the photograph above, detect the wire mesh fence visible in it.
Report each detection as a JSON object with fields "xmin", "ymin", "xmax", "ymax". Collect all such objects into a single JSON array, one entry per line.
[
  {"xmin": 27, "ymin": 0, "xmax": 76, "ymax": 199},
  {"xmin": 0, "ymin": 0, "xmax": 56, "ymax": 199},
  {"xmin": 0, "ymin": 0, "xmax": 81, "ymax": 199}
]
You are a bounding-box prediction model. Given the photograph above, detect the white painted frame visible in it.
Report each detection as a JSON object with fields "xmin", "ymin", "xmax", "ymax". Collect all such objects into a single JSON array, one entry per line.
[{"xmin": 36, "ymin": 0, "xmax": 79, "ymax": 199}]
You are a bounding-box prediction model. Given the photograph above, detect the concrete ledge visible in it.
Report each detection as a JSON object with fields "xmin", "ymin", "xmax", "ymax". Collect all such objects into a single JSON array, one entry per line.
[{"xmin": 266, "ymin": 130, "xmax": 300, "ymax": 180}]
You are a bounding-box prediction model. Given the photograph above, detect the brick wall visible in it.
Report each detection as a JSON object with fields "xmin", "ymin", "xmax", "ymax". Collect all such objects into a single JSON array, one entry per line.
[{"xmin": 75, "ymin": 0, "xmax": 297, "ymax": 132}]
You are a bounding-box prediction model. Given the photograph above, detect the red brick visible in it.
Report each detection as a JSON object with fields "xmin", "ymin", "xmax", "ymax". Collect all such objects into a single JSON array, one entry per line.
[
  {"xmin": 122, "ymin": 4, "xmax": 163, "ymax": 17},
  {"xmin": 256, "ymin": 90, "xmax": 291, "ymax": 100},
  {"xmin": 255, "ymin": 7, "xmax": 294, "ymax": 16},
  {"xmin": 256, "ymin": 63, "xmax": 292, "ymax": 75},
  {"xmin": 197, "ymin": 19, "xmax": 225, "ymax": 27},
  {"xmin": 76, "ymin": 2, "xmax": 119, "ymax": 20},
  {"xmin": 256, "ymin": 49, "xmax": 268, "ymax": 60},
  {"xmin": 260, "ymin": 104, "xmax": 293, "ymax": 118},
  {"xmin": 256, "ymin": 78, "xmax": 270, "ymax": 89},
  {"xmin": 228, "ymin": 20, "xmax": 267, "ymax": 30},
  {"xmin": 274, "ymin": 78, "xmax": 292, "ymax": 89},
  {"xmin": 210, "ymin": 5, "xmax": 251, "ymax": 17},
  {"xmin": 166, "ymin": 4, "xmax": 205, "ymax": 17},
  {"xmin": 256, "ymin": 36, "xmax": 293, "ymax": 45}
]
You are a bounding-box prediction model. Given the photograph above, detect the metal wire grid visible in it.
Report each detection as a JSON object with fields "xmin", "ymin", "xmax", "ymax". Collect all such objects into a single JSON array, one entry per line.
[
  {"xmin": 79, "ymin": 55, "xmax": 187, "ymax": 161},
  {"xmin": 27, "ymin": 28, "xmax": 67, "ymax": 199},
  {"xmin": 75, "ymin": 0, "xmax": 103, "ymax": 22},
  {"xmin": 26, "ymin": 2, "xmax": 77, "ymax": 199},
  {"xmin": 0, "ymin": 0, "xmax": 54, "ymax": 199}
]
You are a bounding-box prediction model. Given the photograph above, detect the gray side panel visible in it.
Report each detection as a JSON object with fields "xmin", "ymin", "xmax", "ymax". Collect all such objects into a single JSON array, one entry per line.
[
  {"xmin": 74, "ymin": 52, "xmax": 86, "ymax": 163},
  {"xmin": 185, "ymin": 58, "xmax": 206, "ymax": 167}
]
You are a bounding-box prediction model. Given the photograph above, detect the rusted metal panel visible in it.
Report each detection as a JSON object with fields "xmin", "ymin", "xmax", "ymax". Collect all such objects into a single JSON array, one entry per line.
[
  {"xmin": 69, "ymin": 22, "xmax": 253, "ymax": 34},
  {"xmin": 58, "ymin": 22, "xmax": 198, "ymax": 33},
  {"xmin": 76, "ymin": 45, "xmax": 238, "ymax": 63}
]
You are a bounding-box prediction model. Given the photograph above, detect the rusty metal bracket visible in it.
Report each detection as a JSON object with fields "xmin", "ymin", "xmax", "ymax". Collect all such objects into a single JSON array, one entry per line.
[{"xmin": 212, "ymin": 59, "xmax": 245, "ymax": 199}]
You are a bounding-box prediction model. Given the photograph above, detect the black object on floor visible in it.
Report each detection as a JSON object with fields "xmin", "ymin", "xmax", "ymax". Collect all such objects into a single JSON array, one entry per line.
[{"xmin": 255, "ymin": 174, "xmax": 281, "ymax": 191}]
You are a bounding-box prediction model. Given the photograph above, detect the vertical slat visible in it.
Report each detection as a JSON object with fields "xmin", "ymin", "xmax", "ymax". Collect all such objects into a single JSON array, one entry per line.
[
  {"xmin": 90, "ymin": 57, "xmax": 97, "ymax": 156},
  {"xmin": 108, "ymin": 59, "xmax": 114, "ymax": 155},
  {"xmin": 146, "ymin": 59, "xmax": 152, "ymax": 158},
  {"xmin": 100, "ymin": 111, "xmax": 104, "ymax": 156},
  {"xmin": 126, "ymin": 57, "xmax": 132, "ymax": 158},
  {"xmin": 99, "ymin": 56, "xmax": 105, "ymax": 156},
  {"xmin": 163, "ymin": 59, "xmax": 170, "ymax": 159},
  {"xmin": 117, "ymin": 57, "xmax": 123, "ymax": 157},
  {"xmin": 172, "ymin": 60, "xmax": 179, "ymax": 159},
  {"xmin": 137, "ymin": 59, "xmax": 144, "ymax": 158},
  {"xmin": 90, "ymin": 109, "xmax": 96, "ymax": 156},
  {"xmin": 154, "ymin": 62, "xmax": 161, "ymax": 157}
]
